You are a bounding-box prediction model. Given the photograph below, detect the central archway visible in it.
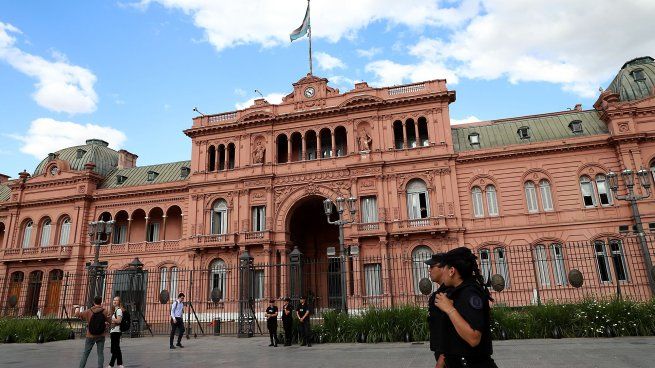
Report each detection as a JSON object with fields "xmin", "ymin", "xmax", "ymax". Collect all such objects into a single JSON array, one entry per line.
[{"xmin": 286, "ymin": 195, "xmax": 344, "ymax": 310}]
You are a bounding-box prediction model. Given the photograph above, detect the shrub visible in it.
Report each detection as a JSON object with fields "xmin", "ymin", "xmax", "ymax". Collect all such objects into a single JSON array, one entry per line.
[{"xmin": 0, "ymin": 318, "xmax": 71, "ymax": 343}]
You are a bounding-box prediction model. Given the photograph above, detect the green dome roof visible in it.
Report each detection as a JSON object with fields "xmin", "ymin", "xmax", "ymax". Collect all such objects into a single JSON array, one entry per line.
[
  {"xmin": 606, "ymin": 56, "xmax": 655, "ymax": 102},
  {"xmin": 34, "ymin": 139, "xmax": 119, "ymax": 177}
]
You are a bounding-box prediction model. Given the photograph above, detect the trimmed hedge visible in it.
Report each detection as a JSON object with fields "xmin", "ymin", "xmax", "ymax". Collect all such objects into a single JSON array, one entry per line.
[
  {"xmin": 312, "ymin": 299, "xmax": 655, "ymax": 344},
  {"xmin": 0, "ymin": 318, "xmax": 71, "ymax": 343}
]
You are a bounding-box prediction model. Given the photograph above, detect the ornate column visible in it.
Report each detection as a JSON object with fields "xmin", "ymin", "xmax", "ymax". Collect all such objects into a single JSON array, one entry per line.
[
  {"xmin": 331, "ymin": 131, "xmax": 336, "ymax": 157},
  {"xmin": 161, "ymin": 215, "xmax": 167, "ymax": 241},
  {"xmin": 413, "ymin": 121, "xmax": 420, "ymax": 147},
  {"xmin": 144, "ymin": 216, "xmax": 150, "ymax": 241},
  {"xmin": 402, "ymin": 121, "xmax": 409, "ymax": 149},
  {"xmin": 287, "ymin": 137, "xmax": 292, "ymax": 162},
  {"xmin": 126, "ymin": 218, "xmax": 132, "ymax": 243},
  {"xmin": 301, "ymin": 135, "xmax": 307, "ymax": 161}
]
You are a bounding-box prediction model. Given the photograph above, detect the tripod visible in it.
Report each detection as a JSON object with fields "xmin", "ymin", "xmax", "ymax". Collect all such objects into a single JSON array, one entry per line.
[
  {"xmin": 185, "ymin": 301, "xmax": 205, "ymax": 339},
  {"xmin": 248, "ymin": 298, "xmax": 262, "ymax": 335}
]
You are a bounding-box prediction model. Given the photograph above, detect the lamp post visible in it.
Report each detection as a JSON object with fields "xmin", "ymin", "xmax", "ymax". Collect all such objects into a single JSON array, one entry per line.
[
  {"xmin": 323, "ymin": 196, "xmax": 357, "ymax": 314},
  {"xmin": 87, "ymin": 220, "xmax": 114, "ymax": 306},
  {"xmin": 607, "ymin": 168, "xmax": 655, "ymax": 295}
]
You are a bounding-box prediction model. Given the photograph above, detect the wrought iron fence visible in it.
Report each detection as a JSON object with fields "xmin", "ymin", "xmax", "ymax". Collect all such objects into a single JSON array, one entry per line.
[{"xmin": 1, "ymin": 235, "xmax": 654, "ymax": 337}]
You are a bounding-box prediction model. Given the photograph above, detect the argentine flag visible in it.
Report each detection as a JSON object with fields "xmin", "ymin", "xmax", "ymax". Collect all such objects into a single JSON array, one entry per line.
[{"xmin": 290, "ymin": 2, "xmax": 310, "ymax": 42}]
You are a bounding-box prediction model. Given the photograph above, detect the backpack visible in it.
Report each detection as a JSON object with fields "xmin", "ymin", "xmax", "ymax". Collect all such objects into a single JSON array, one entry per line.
[
  {"xmin": 88, "ymin": 309, "xmax": 106, "ymax": 335},
  {"xmin": 119, "ymin": 308, "xmax": 131, "ymax": 332}
]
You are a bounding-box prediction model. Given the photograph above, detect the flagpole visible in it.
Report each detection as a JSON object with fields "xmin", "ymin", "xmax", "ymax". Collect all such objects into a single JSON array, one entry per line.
[{"xmin": 308, "ymin": 0, "xmax": 313, "ymax": 75}]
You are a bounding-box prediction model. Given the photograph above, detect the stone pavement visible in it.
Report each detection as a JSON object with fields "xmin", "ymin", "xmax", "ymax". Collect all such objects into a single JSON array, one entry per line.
[{"xmin": 0, "ymin": 335, "xmax": 654, "ymax": 368}]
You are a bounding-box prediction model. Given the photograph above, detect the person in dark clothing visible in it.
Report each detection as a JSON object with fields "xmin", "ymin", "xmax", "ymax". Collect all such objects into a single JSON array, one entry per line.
[
  {"xmin": 435, "ymin": 247, "xmax": 497, "ymax": 368},
  {"xmin": 296, "ymin": 296, "xmax": 311, "ymax": 347},
  {"xmin": 425, "ymin": 253, "xmax": 447, "ymax": 368},
  {"xmin": 265, "ymin": 299, "xmax": 279, "ymax": 347},
  {"xmin": 281, "ymin": 297, "xmax": 293, "ymax": 346}
]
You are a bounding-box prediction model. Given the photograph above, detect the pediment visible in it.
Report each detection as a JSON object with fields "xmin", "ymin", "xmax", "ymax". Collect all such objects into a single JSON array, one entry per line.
[
  {"xmin": 237, "ymin": 110, "xmax": 277, "ymax": 123},
  {"xmin": 338, "ymin": 95, "xmax": 384, "ymax": 108}
]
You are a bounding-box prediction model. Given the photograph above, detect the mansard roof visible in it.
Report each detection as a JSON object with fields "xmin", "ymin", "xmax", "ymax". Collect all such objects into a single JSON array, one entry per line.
[
  {"xmin": 0, "ymin": 183, "xmax": 10, "ymax": 202},
  {"xmin": 99, "ymin": 160, "xmax": 191, "ymax": 189},
  {"xmin": 606, "ymin": 56, "xmax": 655, "ymax": 102},
  {"xmin": 34, "ymin": 139, "xmax": 119, "ymax": 177},
  {"xmin": 452, "ymin": 110, "xmax": 608, "ymax": 152}
]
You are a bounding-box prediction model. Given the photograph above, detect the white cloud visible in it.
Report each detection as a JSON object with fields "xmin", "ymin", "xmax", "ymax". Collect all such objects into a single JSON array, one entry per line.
[
  {"xmin": 384, "ymin": 1, "xmax": 655, "ymax": 97},
  {"xmin": 0, "ymin": 22, "xmax": 98, "ymax": 114},
  {"xmin": 10, "ymin": 118, "xmax": 126, "ymax": 159},
  {"xmin": 234, "ymin": 88, "xmax": 247, "ymax": 97},
  {"xmin": 235, "ymin": 92, "xmax": 285, "ymax": 110},
  {"xmin": 356, "ymin": 47, "xmax": 382, "ymax": 59},
  {"xmin": 328, "ymin": 75, "xmax": 360, "ymax": 90},
  {"xmin": 139, "ymin": 0, "xmax": 480, "ymax": 50},
  {"xmin": 450, "ymin": 116, "xmax": 481, "ymax": 125},
  {"xmin": 365, "ymin": 59, "xmax": 459, "ymax": 86},
  {"xmin": 315, "ymin": 52, "xmax": 345, "ymax": 71}
]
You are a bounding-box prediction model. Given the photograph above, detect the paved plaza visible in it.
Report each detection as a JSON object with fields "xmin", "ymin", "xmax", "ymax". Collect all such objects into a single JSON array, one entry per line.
[{"xmin": 0, "ymin": 336, "xmax": 654, "ymax": 368}]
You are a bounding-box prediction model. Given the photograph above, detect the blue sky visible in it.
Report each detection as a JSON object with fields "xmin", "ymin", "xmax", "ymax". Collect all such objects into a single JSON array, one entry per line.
[{"xmin": 1, "ymin": 1, "xmax": 653, "ymax": 178}]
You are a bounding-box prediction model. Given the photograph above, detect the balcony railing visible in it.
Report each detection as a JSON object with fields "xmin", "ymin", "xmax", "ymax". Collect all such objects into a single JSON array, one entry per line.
[
  {"xmin": 192, "ymin": 233, "xmax": 236, "ymax": 248},
  {"xmin": 390, "ymin": 217, "xmax": 447, "ymax": 234},
  {"xmin": 2, "ymin": 245, "xmax": 73, "ymax": 260}
]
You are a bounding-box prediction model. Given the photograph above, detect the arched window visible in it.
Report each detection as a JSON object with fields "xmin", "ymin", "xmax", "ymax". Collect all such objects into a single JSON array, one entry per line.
[
  {"xmin": 479, "ymin": 247, "xmax": 510, "ymax": 286},
  {"xmin": 534, "ymin": 245, "xmax": 551, "ymax": 287},
  {"xmin": 290, "ymin": 132, "xmax": 302, "ymax": 162},
  {"xmin": 551, "ymin": 244, "xmax": 567, "ymax": 285},
  {"xmin": 211, "ymin": 199, "xmax": 228, "ymax": 235},
  {"xmin": 208, "ymin": 145, "xmax": 216, "ymax": 171},
  {"xmin": 8, "ymin": 271, "xmax": 25, "ymax": 310},
  {"xmin": 22, "ymin": 220, "xmax": 33, "ymax": 248},
  {"xmin": 334, "ymin": 126, "xmax": 348, "ymax": 156},
  {"xmin": 40, "ymin": 218, "xmax": 52, "ymax": 247},
  {"xmin": 319, "ymin": 128, "xmax": 332, "ymax": 158},
  {"xmin": 160, "ymin": 266, "xmax": 179, "ymax": 298},
  {"xmin": 493, "ymin": 247, "xmax": 510, "ymax": 287},
  {"xmin": 44, "ymin": 269, "xmax": 64, "ymax": 316},
  {"xmin": 417, "ymin": 116, "xmax": 429, "ymax": 146},
  {"xmin": 217, "ymin": 144, "xmax": 226, "ymax": 171},
  {"xmin": 227, "ymin": 143, "xmax": 236, "ymax": 169},
  {"xmin": 539, "ymin": 180, "xmax": 554, "ymax": 211},
  {"xmin": 411, "ymin": 246, "xmax": 433, "ymax": 294},
  {"xmin": 59, "ymin": 217, "xmax": 71, "ymax": 245},
  {"xmin": 406, "ymin": 179, "xmax": 430, "ymax": 219},
  {"xmin": 485, "ymin": 185, "xmax": 499, "ymax": 216},
  {"xmin": 25, "ymin": 270, "xmax": 43, "ymax": 316},
  {"xmin": 405, "ymin": 119, "xmax": 417, "ymax": 148},
  {"xmin": 580, "ymin": 176, "xmax": 596, "ymax": 207},
  {"xmin": 471, "ymin": 187, "xmax": 484, "ymax": 218},
  {"xmin": 524, "ymin": 181, "xmax": 538, "ymax": 213},
  {"xmin": 479, "ymin": 249, "xmax": 491, "ymax": 283},
  {"xmin": 595, "ymin": 174, "xmax": 612, "ymax": 206},
  {"xmin": 305, "ymin": 130, "xmax": 317, "ymax": 160},
  {"xmin": 393, "ymin": 120, "xmax": 404, "ymax": 149},
  {"xmin": 210, "ymin": 259, "xmax": 227, "ymax": 301},
  {"xmin": 277, "ymin": 134, "xmax": 288, "ymax": 163},
  {"xmin": 594, "ymin": 240, "xmax": 611, "ymax": 282}
]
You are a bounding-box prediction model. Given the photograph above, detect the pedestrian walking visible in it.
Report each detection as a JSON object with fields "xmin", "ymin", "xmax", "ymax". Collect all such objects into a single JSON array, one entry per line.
[
  {"xmin": 424, "ymin": 252, "xmax": 448, "ymax": 368},
  {"xmin": 170, "ymin": 292, "xmax": 185, "ymax": 349},
  {"xmin": 282, "ymin": 297, "xmax": 293, "ymax": 346},
  {"xmin": 108, "ymin": 296, "xmax": 125, "ymax": 368},
  {"xmin": 265, "ymin": 299, "xmax": 279, "ymax": 347},
  {"xmin": 74, "ymin": 296, "xmax": 111, "ymax": 368},
  {"xmin": 435, "ymin": 247, "xmax": 497, "ymax": 368},
  {"xmin": 296, "ymin": 296, "xmax": 311, "ymax": 347}
]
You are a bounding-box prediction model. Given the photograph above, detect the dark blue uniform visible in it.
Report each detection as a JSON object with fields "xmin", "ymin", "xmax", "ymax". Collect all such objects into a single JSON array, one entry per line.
[
  {"xmin": 282, "ymin": 302, "xmax": 293, "ymax": 346},
  {"xmin": 296, "ymin": 302, "xmax": 311, "ymax": 346},
  {"xmin": 428, "ymin": 284, "xmax": 448, "ymax": 362},
  {"xmin": 440, "ymin": 281, "xmax": 496, "ymax": 368},
  {"xmin": 266, "ymin": 305, "xmax": 278, "ymax": 346}
]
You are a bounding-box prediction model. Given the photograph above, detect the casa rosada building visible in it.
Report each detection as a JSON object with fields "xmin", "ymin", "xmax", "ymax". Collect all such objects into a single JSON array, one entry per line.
[{"xmin": 2, "ymin": 56, "xmax": 655, "ymax": 316}]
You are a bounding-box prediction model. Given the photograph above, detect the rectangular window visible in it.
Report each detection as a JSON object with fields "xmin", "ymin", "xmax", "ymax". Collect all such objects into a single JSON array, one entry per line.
[
  {"xmin": 40, "ymin": 224, "xmax": 51, "ymax": 246},
  {"xmin": 408, "ymin": 192, "xmax": 421, "ymax": 220},
  {"xmin": 147, "ymin": 222, "xmax": 160, "ymax": 242},
  {"xmin": 113, "ymin": 225, "xmax": 127, "ymax": 244},
  {"xmin": 550, "ymin": 244, "xmax": 567, "ymax": 286},
  {"xmin": 419, "ymin": 192, "xmax": 429, "ymax": 218},
  {"xmin": 360, "ymin": 196, "xmax": 378, "ymax": 223},
  {"xmin": 364, "ymin": 263, "xmax": 383, "ymax": 296},
  {"xmin": 580, "ymin": 180, "xmax": 596, "ymax": 207},
  {"xmin": 539, "ymin": 181, "xmax": 554, "ymax": 211},
  {"xmin": 486, "ymin": 187, "xmax": 499, "ymax": 216},
  {"xmin": 596, "ymin": 178, "xmax": 613, "ymax": 206},
  {"xmin": 170, "ymin": 267, "xmax": 178, "ymax": 297},
  {"xmin": 472, "ymin": 188, "xmax": 484, "ymax": 218},
  {"xmin": 534, "ymin": 245, "xmax": 550, "ymax": 287},
  {"xmin": 609, "ymin": 240, "xmax": 628, "ymax": 281},
  {"xmin": 525, "ymin": 184, "xmax": 539, "ymax": 213},
  {"xmin": 594, "ymin": 241, "xmax": 611, "ymax": 282},
  {"xmin": 22, "ymin": 226, "xmax": 32, "ymax": 248},
  {"xmin": 253, "ymin": 269, "xmax": 265, "ymax": 299},
  {"xmin": 213, "ymin": 211, "xmax": 228, "ymax": 235},
  {"xmin": 160, "ymin": 268, "xmax": 168, "ymax": 292},
  {"xmin": 251, "ymin": 206, "xmax": 266, "ymax": 232},
  {"xmin": 60, "ymin": 222, "xmax": 71, "ymax": 246}
]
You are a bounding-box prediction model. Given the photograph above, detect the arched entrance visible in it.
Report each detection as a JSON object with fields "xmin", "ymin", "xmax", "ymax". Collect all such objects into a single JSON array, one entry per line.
[{"xmin": 286, "ymin": 195, "xmax": 344, "ymax": 310}]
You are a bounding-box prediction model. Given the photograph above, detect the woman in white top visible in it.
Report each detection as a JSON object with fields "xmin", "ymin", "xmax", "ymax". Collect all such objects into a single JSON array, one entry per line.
[{"xmin": 109, "ymin": 296, "xmax": 124, "ymax": 368}]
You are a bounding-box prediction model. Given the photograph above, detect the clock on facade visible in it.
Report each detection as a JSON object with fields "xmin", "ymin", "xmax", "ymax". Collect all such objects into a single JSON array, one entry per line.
[
  {"xmin": 304, "ymin": 87, "xmax": 315, "ymax": 98},
  {"xmin": 49, "ymin": 166, "xmax": 59, "ymax": 175}
]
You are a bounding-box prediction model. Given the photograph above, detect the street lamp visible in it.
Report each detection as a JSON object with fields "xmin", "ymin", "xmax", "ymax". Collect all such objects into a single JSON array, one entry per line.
[
  {"xmin": 323, "ymin": 196, "xmax": 357, "ymax": 314},
  {"xmin": 606, "ymin": 168, "xmax": 655, "ymax": 295},
  {"xmin": 87, "ymin": 220, "xmax": 115, "ymax": 305}
]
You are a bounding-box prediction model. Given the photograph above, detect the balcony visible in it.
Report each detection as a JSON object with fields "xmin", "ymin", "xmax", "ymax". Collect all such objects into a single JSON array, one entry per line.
[
  {"xmin": 2, "ymin": 245, "xmax": 73, "ymax": 261},
  {"xmin": 190, "ymin": 233, "xmax": 237, "ymax": 249},
  {"xmin": 241, "ymin": 231, "xmax": 271, "ymax": 244},
  {"xmin": 389, "ymin": 217, "xmax": 448, "ymax": 236},
  {"xmin": 355, "ymin": 222, "xmax": 386, "ymax": 237}
]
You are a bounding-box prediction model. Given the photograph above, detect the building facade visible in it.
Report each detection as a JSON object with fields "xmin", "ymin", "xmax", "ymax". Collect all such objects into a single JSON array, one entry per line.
[{"xmin": 1, "ymin": 57, "xmax": 655, "ymax": 320}]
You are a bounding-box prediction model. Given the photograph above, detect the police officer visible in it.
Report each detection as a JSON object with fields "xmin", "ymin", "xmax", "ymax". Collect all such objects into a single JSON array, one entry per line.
[
  {"xmin": 296, "ymin": 296, "xmax": 311, "ymax": 347},
  {"xmin": 265, "ymin": 298, "xmax": 279, "ymax": 347},
  {"xmin": 281, "ymin": 297, "xmax": 293, "ymax": 346},
  {"xmin": 434, "ymin": 247, "xmax": 497, "ymax": 368},
  {"xmin": 425, "ymin": 253, "xmax": 447, "ymax": 368}
]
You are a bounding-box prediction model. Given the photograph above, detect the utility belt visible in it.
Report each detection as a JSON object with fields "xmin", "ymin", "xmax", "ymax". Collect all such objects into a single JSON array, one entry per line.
[{"xmin": 444, "ymin": 355, "xmax": 497, "ymax": 368}]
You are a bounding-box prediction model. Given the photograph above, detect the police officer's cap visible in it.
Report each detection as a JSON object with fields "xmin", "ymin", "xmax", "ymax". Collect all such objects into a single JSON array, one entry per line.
[
  {"xmin": 441, "ymin": 246, "xmax": 476, "ymax": 265},
  {"xmin": 424, "ymin": 252, "xmax": 446, "ymax": 266}
]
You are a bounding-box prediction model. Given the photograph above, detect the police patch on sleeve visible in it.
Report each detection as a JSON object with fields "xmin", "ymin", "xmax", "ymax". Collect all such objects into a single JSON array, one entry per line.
[{"xmin": 469, "ymin": 295, "xmax": 483, "ymax": 310}]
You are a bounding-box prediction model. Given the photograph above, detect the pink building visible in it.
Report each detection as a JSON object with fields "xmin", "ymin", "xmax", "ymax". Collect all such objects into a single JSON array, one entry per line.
[{"xmin": 1, "ymin": 57, "xmax": 655, "ymax": 328}]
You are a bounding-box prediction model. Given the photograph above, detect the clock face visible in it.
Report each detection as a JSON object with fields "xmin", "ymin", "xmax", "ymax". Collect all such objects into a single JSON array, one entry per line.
[
  {"xmin": 49, "ymin": 166, "xmax": 59, "ymax": 175},
  {"xmin": 304, "ymin": 87, "xmax": 315, "ymax": 98}
]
